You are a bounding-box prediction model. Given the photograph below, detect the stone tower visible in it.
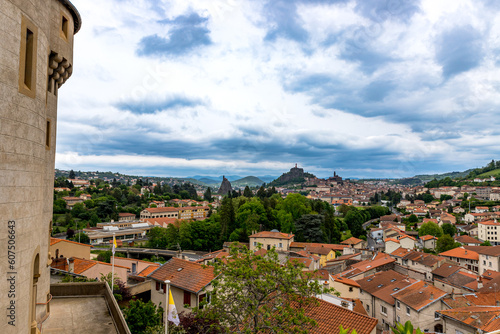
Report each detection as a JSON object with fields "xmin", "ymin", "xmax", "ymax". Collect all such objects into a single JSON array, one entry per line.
[{"xmin": 0, "ymin": 1, "xmax": 81, "ymax": 333}]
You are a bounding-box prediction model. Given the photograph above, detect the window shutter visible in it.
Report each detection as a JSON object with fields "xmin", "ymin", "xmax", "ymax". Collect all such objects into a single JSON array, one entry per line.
[{"xmin": 184, "ymin": 291, "xmax": 191, "ymax": 306}]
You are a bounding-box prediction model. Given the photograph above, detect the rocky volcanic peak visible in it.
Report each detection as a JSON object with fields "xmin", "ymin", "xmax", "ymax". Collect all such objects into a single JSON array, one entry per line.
[{"xmin": 218, "ymin": 176, "xmax": 233, "ymax": 195}]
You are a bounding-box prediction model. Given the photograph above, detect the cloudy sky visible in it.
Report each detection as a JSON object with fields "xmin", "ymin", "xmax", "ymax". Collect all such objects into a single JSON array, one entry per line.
[{"xmin": 57, "ymin": 0, "xmax": 500, "ymax": 179}]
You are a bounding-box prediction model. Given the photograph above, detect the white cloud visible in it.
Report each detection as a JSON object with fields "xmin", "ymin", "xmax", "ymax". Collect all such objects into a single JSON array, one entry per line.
[{"xmin": 57, "ymin": 0, "xmax": 500, "ymax": 178}]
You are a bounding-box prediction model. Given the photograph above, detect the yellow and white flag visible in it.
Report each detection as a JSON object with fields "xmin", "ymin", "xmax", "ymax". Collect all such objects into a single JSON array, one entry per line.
[
  {"xmin": 167, "ymin": 289, "xmax": 180, "ymax": 325},
  {"xmin": 112, "ymin": 235, "xmax": 117, "ymax": 255}
]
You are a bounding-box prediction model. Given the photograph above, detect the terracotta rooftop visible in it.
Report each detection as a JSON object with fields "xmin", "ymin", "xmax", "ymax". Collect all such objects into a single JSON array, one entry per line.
[
  {"xmin": 442, "ymin": 291, "xmax": 500, "ymax": 309},
  {"xmin": 50, "ymin": 237, "xmax": 91, "ymax": 247},
  {"xmin": 438, "ymin": 306, "xmax": 500, "ymax": 332},
  {"xmin": 482, "ymin": 270, "xmax": 500, "ymax": 280},
  {"xmin": 118, "ymin": 212, "xmax": 136, "ymax": 217},
  {"xmin": 148, "ymin": 257, "xmax": 216, "ymax": 294},
  {"xmin": 357, "ymin": 270, "xmax": 409, "ymax": 295},
  {"xmin": 137, "ymin": 264, "xmax": 160, "ymax": 277},
  {"xmin": 303, "ymin": 269, "xmax": 330, "ymax": 281},
  {"xmin": 290, "ymin": 242, "xmax": 348, "ymax": 251},
  {"xmin": 332, "ymin": 274, "xmax": 361, "ymax": 288},
  {"xmin": 341, "ymin": 237, "xmax": 364, "ymax": 245},
  {"xmin": 439, "ymin": 247, "xmax": 479, "ymax": 261},
  {"xmin": 464, "ymin": 245, "xmax": 500, "ymax": 257},
  {"xmin": 343, "ymin": 253, "xmax": 395, "ymax": 278},
  {"xmin": 431, "ymin": 264, "xmax": 462, "ymax": 278},
  {"xmin": 249, "ymin": 231, "xmax": 294, "ymax": 240},
  {"xmin": 306, "ymin": 246, "xmax": 334, "ymax": 255},
  {"xmin": 384, "ymin": 237, "xmax": 399, "ymax": 243},
  {"xmin": 302, "ymin": 297, "xmax": 378, "ymax": 334},
  {"xmin": 420, "ymin": 235, "xmax": 438, "ymax": 241},
  {"xmin": 289, "ymin": 257, "xmax": 313, "ymax": 267},
  {"xmin": 478, "ymin": 220, "xmax": 500, "ymax": 226},
  {"xmin": 454, "ymin": 235, "xmax": 481, "ymax": 244},
  {"xmin": 393, "ymin": 281, "xmax": 447, "ymax": 311},
  {"xmin": 143, "ymin": 207, "xmax": 180, "ymax": 213}
]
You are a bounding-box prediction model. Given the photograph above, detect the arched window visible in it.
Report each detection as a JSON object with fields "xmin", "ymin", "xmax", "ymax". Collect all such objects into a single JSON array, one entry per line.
[{"xmin": 30, "ymin": 253, "xmax": 40, "ymax": 334}]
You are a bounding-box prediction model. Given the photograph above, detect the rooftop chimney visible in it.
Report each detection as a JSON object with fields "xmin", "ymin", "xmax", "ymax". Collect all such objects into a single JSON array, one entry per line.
[
  {"xmin": 430, "ymin": 293, "xmax": 434, "ymax": 300},
  {"xmin": 68, "ymin": 257, "xmax": 75, "ymax": 273},
  {"xmin": 478, "ymin": 277, "xmax": 483, "ymax": 289}
]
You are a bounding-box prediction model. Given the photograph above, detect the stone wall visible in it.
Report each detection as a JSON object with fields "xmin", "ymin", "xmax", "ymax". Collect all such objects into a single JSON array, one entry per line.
[{"xmin": 0, "ymin": 1, "xmax": 80, "ymax": 333}]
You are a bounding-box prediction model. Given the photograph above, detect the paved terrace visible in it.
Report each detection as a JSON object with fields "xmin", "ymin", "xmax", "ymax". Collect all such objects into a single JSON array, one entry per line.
[{"xmin": 41, "ymin": 282, "xmax": 130, "ymax": 334}]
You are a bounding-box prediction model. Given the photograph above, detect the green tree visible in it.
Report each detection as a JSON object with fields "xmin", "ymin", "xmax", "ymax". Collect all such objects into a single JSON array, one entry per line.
[
  {"xmin": 69, "ymin": 169, "xmax": 76, "ymax": 179},
  {"xmin": 442, "ymin": 223, "xmax": 457, "ymax": 237},
  {"xmin": 70, "ymin": 232, "xmax": 89, "ymax": 244},
  {"xmin": 243, "ymin": 186, "xmax": 253, "ymax": 198},
  {"xmin": 122, "ymin": 299, "xmax": 164, "ymax": 334},
  {"xmin": 256, "ymin": 185, "xmax": 266, "ymax": 199},
  {"xmin": 408, "ymin": 214, "xmax": 418, "ymax": 223},
  {"xmin": 295, "ymin": 214, "xmax": 324, "ymax": 243},
  {"xmin": 418, "ymin": 222, "xmax": 443, "ymax": 237},
  {"xmin": 339, "ymin": 325, "xmax": 358, "ymax": 334},
  {"xmin": 422, "ymin": 193, "xmax": 435, "ymax": 203},
  {"xmin": 481, "ymin": 240, "xmax": 492, "ymax": 246},
  {"xmin": 321, "ymin": 214, "xmax": 341, "ymax": 244},
  {"xmin": 203, "ymin": 187, "xmax": 213, "ymax": 202},
  {"xmin": 391, "ymin": 320, "xmax": 423, "ymax": 334},
  {"xmin": 436, "ymin": 235, "xmax": 461, "ymax": 253},
  {"xmin": 344, "ymin": 209, "xmax": 366, "ymax": 238},
  {"xmin": 219, "ymin": 197, "xmax": 236, "ymax": 241},
  {"xmin": 196, "ymin": 244, "xmax": 333, "ymax": 333},
  {"xmin": 277, "ymin": 193, "xmax": 311, "ymax": 221}
]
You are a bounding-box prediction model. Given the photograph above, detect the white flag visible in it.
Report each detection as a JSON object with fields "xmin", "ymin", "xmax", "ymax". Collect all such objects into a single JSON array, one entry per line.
[{"xmin": 167, "ymin": 289, "xmax": 180, "ymax": 325}]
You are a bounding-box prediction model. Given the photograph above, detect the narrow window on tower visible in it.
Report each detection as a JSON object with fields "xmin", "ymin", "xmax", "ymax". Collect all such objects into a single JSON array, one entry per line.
[
  {"xmin": 46, "ymin": 120, "xmax": 51, "ymax": 149},
  {"xmin": 61, "ymin": 14, "xmax": 69, "ymax": 40},
  {"xmin": 24, "ymin": 29, "xmax": 34, "ymax": 88},
  {"xmin": 19, "ymin": 16, "xmax": 38, "ymax": 98}
]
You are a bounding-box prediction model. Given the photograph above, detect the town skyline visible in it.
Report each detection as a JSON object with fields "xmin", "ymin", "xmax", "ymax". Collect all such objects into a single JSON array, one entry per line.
[{"xmin": 57, "ymin": 0, "xmax": 500, "ymax": 179}]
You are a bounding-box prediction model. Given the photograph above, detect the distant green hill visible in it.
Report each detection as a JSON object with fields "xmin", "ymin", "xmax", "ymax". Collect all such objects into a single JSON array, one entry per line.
[
  {"xmin": 477, "ymin": 168, "xmax": 500, "ymax": 178},
  {"xmin": 413, "ymin": 170, "xmax": 472, "ymax": 182},
  {"xmin": 232, "ymin": 176, "xmax": 264, "ymax": 187}
]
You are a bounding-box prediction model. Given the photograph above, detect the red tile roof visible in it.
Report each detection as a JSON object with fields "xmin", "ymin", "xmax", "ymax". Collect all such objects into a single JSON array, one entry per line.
[
  {"xmin": 306, "ymin": 245, "xmax": 334, "ymax": 256},
  {"xmin": 148, "ymin": 257, "xmax": 215, "ymax": 293},
  {"xmin": 420, "ymin": 235, "xmax": 438, "ymax": 241},
  {"xmin": 249, "ymin": 231, "xmax": 294, "ymax": 240},
  {"xmin": 290, "ymin": 242, "xmax": 348, "ymax": 251},
  {"xmin": 431, "ymin": 264, "xmax": 462, "ymax": 278},
  {"xmin": 289, "ymin": 257, "xmax": 313, "ymax": 267},
  {"xmin": 50, "ymin": 237, "xmax": 91, "ymax": 247},
  {"xmin": 332, "ymin": 274, "xmax": 360, "ymax": 288},
  {"xmin": 442, "ymin": 291, "xmax": 499, "ymax": 309},
  {"xmin": 302, "ymin": 297, "xmax": 378, "ymax": 334},
  {"xmin": 137, "ymin": 264, "xmax": 160, "ymax": 277},
  {"xmin": 454, "ymin": 235, "xmax": 481, "ymax": 244},
  {"xmin": 464, "ymin": 245, "xmax": 500, "ymax": 257},
  {"xmin": 341, "ymin": 237, "xmax": 364, "ymax": 245},
  {"xmin": 482, "ymin": 270, "xmax": 500, "ymax": 280},
  {"xmin": 439, "ymin": 247, "xmax": 479, "ymax": 261},
  {"xmin": 393, "ymin": 281, "xmax": 447, "ymax": 311},
  {"xmin": 384, "ymin": 237, "xmax": 399, "ymax": 243},
  {"xmin": 118, "ymin": 212, "xmax": 136, "ymax": 217},
  {"xmin": 143, "ymin": 207, "xmax": 180, "ymax": 213},
  {"xmin": 438, "ymin": 306, "xmax": 500, "ymax": 332},
  {"xmin": 343, "ymin": 253, "xmax": 395, "ymax": 278}
]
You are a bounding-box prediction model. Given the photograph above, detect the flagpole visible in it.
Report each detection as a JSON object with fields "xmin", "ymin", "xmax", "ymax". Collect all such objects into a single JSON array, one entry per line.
[
  {"xmin": 112, "ymin": 232, "xmax": 115, "ymax": 293},
  {"xmin": 165, "ymin": 280, "xmax": 170, "ymax": 334}
]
